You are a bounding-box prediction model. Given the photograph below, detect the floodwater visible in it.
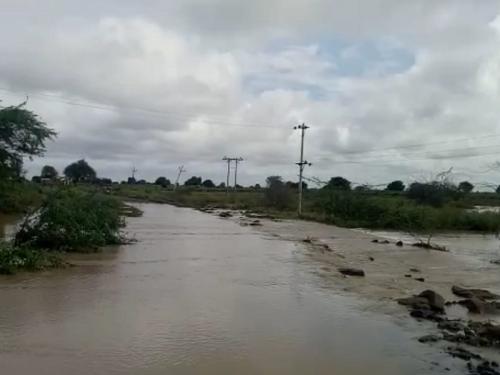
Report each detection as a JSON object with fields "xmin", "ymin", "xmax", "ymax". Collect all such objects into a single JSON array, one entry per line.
[
  {"xmin": 365, "ymin": 229, "xmax": 500, "ymax": 266},
  {"xmin": 0, "ymin": 204, "xmax": 462, "ymax": 374}
]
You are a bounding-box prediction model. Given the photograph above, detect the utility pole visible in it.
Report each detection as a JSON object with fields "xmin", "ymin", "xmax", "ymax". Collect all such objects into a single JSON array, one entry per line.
[
  {"xmin": 173, "ymin": 165, "xmax": 186, "ymax": 191},
  {"xmin": 234, "ymin": 157, "xmax": 243, "ymax": 188},
  {"xmin": 294, "ymin": 123, "xmax": 311, "ymax": 216},
  {"xmin": 131, "ymin": 166, "xmax": 138, "ymax": 180},
  {"xmin": 222, "ymin": 156, "xmax": 244, "ymax": 192},
  {"xmin": 222, "ymin": 156, "xmax": 231, "ymax": 193}
]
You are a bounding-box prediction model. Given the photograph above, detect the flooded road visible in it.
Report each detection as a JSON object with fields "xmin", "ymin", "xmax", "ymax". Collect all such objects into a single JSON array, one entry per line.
[{"xmin": 0, "ymin": 204, "xmax": 460, "ymax": 374}]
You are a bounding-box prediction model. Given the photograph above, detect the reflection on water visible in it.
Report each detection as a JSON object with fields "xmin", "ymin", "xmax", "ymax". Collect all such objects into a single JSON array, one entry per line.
[
  {"xmin": 0, "ymin": 214, "xmax": 19, "ymax": 240},
  {"xmin": 0, "ymin": 204, "xmax": 460, "ymax": 374}
]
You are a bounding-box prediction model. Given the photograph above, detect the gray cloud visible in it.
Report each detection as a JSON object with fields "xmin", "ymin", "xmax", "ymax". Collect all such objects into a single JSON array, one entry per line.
[{"xmin": 2, "ymin": 1, "xmax": 500, "ymax": 187}]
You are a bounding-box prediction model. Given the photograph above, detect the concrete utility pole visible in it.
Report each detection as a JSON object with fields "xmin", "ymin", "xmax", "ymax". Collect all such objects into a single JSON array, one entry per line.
[
  {"xmin": 222, "ymin": 156, "xmax": 244, "ymax": 192},
  {"xmin": 131, "ymin": 166, "xmax": 138, "ymax": 180},
  {"xmin": 294, "ymin": 123, "xmax": 311, "ymax": 216},
  {"xmin": 173, "ymin": 165, "xmax": 186, "ymax": 191},
  {"xmin": 234, "ymin": 157, "xmax": 244, "ymax": 188},
  {"xmin": 222, "ymin": 157, "xmax": 231, "ymax": 193}
]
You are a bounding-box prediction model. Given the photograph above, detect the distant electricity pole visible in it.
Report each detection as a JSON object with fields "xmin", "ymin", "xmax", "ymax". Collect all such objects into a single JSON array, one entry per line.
[
  {"xmin": 131, "ymin": 166, "xmax": 138, "ymax": 180},
  {"xmin": 173, "ymin": 165, "xmax": 186, "ymax": 191},
  {"xmin": 234, "ymin": 157, "xmax": 244, "ymax": 188},
  {"xmin": 294, "ymin": 123, "xmax": 311, "ymax": 216},
  {"xmin": 222, "ymin": 156, "xmax": 244, "ymax": 192}
]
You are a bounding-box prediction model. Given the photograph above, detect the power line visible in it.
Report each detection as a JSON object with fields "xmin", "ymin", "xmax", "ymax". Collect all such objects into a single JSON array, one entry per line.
[{"xmin": 0, "ymin": 87, "xmax": 287, "ymax": 129}]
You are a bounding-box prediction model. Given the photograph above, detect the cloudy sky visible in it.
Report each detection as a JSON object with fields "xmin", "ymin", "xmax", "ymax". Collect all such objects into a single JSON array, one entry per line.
[{"xmin": 2, "ymin": 0, "xmax": 500, "ymax": 187}]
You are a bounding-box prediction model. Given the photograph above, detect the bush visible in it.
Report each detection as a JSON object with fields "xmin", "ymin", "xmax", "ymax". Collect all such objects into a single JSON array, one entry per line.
[
  {"xmin": 15, "ymin": 189, "xmax": 124, "ymax": 251},
  {"xmin": 407, "ymin": 181, "xmax": 460, "ymax": 207},
  {"xmin": 0, "ymin": 241, "xmax": 62, "ymax": 274}
]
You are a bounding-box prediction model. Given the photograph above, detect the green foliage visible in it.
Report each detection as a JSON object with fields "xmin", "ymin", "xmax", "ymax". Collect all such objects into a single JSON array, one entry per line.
[
  {"xmin": 407, "ymin": 181, "xmax": 460, "ymax": 207},
  {"xmin": 0, "ymin": 241, "xmax": 62, "ymax": 275},
  {"xmin": 184, "ymin": 176, "xmax": 202, "ymax": 186},
  {"xmin": 324, "ymin": 176, "xmax": 351, "ymax": 191},
  {"xmin": 0, "ymin": 103, "xmax": 56, "ymax": 179},
  {"xmin": 41, "ymin": 165, "xmax": 58, "ymax": 179},
  {"xmin": 312, "ymin": 189, "xmax": 500, "ymax": 233},
  {"xmin": 64, "ymin": 159, "xmax": 96, "ymax": 182},
  {"xmin": 265, "ymin": 176, "xmax": 292, "ymax": 209},
  {"xmin": 15, "ymin": 189, "xmax": 124, "ymax": 251},
  {"xmin": 386, "ymin": 180, "xmax": 405, "ymax": 191},
  {"xmin": 0, "ymin": 181, "xmax": 44, "ymax": 214},
  {"xmin": 458, "ymin": 181, "xmax": 474, "ymax": 193},
  {"xmin": 154, "ymin": 176, "xmax": 171, "ymax": 187},
  {"xmin": 202, "ymin": 179, "xmax": 215, "ymax": 188}
]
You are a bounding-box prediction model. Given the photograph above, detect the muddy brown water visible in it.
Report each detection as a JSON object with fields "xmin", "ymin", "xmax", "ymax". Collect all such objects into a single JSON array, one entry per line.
[{"xmin": 0, "ymin": 204, "xmax": 465, "ymax": 374}]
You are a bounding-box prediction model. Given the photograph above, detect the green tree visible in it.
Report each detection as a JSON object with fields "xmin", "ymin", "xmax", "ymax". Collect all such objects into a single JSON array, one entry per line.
[
  {"xmin": 202, "ymin": 179, "xmax": 215, "ymax": 188},
  {"xmin": 497, "ymin": 185, "xmax": 500, "ymax": 194},
  {"xmin": 265, "ymin": 176, "xmax": 291, "ymax": 209},
  {"xmin": 184, "ymin": 176, "xmax": 202, "ymax": 186},
  {"xmin": 0, "ymin": 103, "xmax": 56, "ymax": 178},
  {"xmin": 64, "ymin": 159, "xmax": 96, "ymax": 182},
  {"xmin": 458, "ymin": 181, "xmax": 474, "ymax": 193},
  {"xmin": 386, "ymin": 180, "xmax": 405, "ymax": 191},
  {"xmin": 154, "ymin": 177, "xmax": 171, "ymax": 187},
  {"xmin": 324, "ymin": 176, "xmax": 351, "ymax": 190},
  {"xmin": 41, "ymin": 165, "xmax": 58, "ymax": 179}
]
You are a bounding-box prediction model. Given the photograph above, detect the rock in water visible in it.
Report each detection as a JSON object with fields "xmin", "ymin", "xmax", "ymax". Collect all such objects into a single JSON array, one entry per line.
[
  {"xmin": 338, "ymin": 267, "xmax": 365, "ymax": 277},
  {"xmin": 418, "ymin": 290, "xmax": 445, "ymax": 312},
  {"xmin": 396, "ymin": 240, "xmax": 403, "ymax": 247},
  {"xmin": 452, "ymin": 286, "xmax": 500, "ymax": 300},
  {"xmin": 418, "ymin": 334, "xmax": 441, "ymax": 343}
]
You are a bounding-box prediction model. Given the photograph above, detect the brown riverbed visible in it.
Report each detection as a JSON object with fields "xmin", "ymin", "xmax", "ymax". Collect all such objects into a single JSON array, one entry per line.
[{"xmin": 0, "ymin": 204, "xmax": 487, "ymax": 374}]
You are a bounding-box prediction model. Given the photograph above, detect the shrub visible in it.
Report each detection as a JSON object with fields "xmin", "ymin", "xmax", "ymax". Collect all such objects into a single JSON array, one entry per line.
[
  {"xmin": 15, "ymin": 189, "xmax": 124, "ymax": 251},
  {"xmin": 0, "ymin": 241, "xmax": 62, "ymax": 274}
]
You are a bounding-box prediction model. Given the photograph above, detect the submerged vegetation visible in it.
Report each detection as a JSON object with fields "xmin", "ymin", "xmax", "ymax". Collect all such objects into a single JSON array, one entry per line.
[
  {"xmin": 15, "ymin": 189, "xmax": 125, "ymax": 251},
  {"xmin": 0, "ymin": 241, "xmax": 62, "ymax": 275}
]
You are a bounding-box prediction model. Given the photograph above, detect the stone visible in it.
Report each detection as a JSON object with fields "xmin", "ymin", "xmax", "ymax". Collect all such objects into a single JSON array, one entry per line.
[
  {"xmin": 418, "ymin": 334, "xmax": 441, "ymax": 343},
  {"xmin": 418, "ymin": 290, "xmax": 445, "ymax": 312},
  {"xmin": 396, "ymin": 240, "xmax": 403, "ymax": 247},
  {"xmin": 338, "ymin": 267, "xmax": 365, "ymax": 277},
  {"xmin": 415, "ymin": 277, "xmax": 425, "ymax": 282},
  {"xmin": 452, "ymin": 286, "xmax": 500, "ymax": 300}
]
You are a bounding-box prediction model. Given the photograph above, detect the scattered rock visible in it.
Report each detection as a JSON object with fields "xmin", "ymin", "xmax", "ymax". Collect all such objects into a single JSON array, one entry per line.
[
  {"xmin": 218, "ymin": 211, "xmax": 233, "ymax": 218},
  {"xmin": 303, "ymin": 237, "xmax": 313, "ymax": 243},
  {"xmin": 249, "ymin": 220, "xmax": 262, "ymax": 226},
  {"xmin": 338, "ymin": 267, "xmax": 365, "ymax": 277},
  {"xmin": 369, "ymin": 256, "xmax": 375, "ymax": 261},
  {"xmin": 446, "ymin": 346, "xmax": 482, "ymax": 361},
  {"xmin": 459, "ymin": 297, "xmax": 487, "ymax": 314},
  {"xmin": 415, "ymin": 277, "xmax": 425, "ymax": 282},
  {"xmin": 381, "ymin": 240, "xmax": 390, "ymax": 244},
  {"xmin": 418, "ymin": 290, "xmax": 445, "ymax": 312},
  {"xmin": 438, "ymin": 320, "xmax": 465, "ymax": 333},
  {"xmin": 405, "ymin": 274, "xmax": 412, "ymax": 278},
  {"xmin": 452, "ymin": 286, "xmax": 500, "ymax": 301},
  {"xmin": 322, "ymin": 244, "xmax": 332, "ymax": 252},
  {"xmin": 410, "ymin": 268, "xmax": 421, "ymax": 273},
  {"xmin": 491, "ymin": 260, "xmax": 500, "ymax": 265},
  {"xmin": 411, "ymin": 242, "xmax": 448, "ymax": 251},
  {"xmin": 418, "ymin": 334, "xmax": 442, "ymax": 343},
  {"xmin": 396, "ymin": 240, "xmax": 403, "ymax": 247},
  {"xmin": 371, "ymin": 239, "xmax": 379, "ymax": 243}
]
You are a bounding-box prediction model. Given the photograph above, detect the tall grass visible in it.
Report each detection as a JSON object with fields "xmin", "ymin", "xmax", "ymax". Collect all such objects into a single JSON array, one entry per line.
[{"xmin": 0, "ymin": 241, "xmax": 62, "ymax": 274}]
